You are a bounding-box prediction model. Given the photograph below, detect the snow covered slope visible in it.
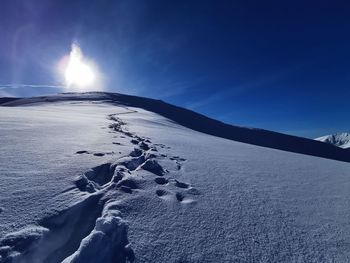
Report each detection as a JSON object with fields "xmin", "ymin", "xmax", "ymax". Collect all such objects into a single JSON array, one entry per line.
[
  {"xmin": 1, "ymin": 92, "xmax": 350, "ymax": 262},
  {"xmin": 315, "ymin": 133, "xmax": 350, "ymax": 149},
  {"xmin": 3, "ymin": 92, "xmax": 350, "ymax": 163}
]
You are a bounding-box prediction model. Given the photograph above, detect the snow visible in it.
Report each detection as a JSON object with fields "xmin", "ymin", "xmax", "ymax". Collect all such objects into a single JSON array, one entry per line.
[
  {"xmin": 316, "ymin": 132, "xmax": 350, "ymax": 149},
  {"xmin": 1, "ymin": 93, "xmax": 350, "ymax": 262},
  {"xmin": 0, "ymin": 101, "xmax": 133, "ymax": 236},
  {"xmin": 62, "ymin": 200, "xmax": 133, "ymax": 263}
]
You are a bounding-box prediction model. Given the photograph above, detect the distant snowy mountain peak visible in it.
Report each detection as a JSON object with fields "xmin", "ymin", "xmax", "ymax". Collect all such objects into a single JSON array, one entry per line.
[{"xmin": 315, "ymin": 133, "xmax": 350, "ymax": 149}]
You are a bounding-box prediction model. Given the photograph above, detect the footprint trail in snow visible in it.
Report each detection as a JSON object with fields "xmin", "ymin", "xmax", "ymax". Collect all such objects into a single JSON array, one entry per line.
[{"xmin": 0, "ymin": 109, "xmax": 198, "ymax": 263}]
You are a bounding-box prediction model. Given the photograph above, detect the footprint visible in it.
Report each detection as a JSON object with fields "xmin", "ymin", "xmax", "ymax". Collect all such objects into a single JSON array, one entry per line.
[
  {"xmin": 175, "ymin": 192, "xmax": 184, "ymax": 202},
  {"xmin": 109, "ymin": 123, "xmax": 122, "ymax": 132},
  {"xmin": 175, "ymin": 192, "xmax": 196, "ymax": 204},
  {"xmin": 74, "ymin": 175, "xmax": 98, "ymax": 193},
  {"xmin": 130, "ymin": 139, "xmax": 139, "ymax": 145},
  {"xmin": 76, "ymin": 150, "xmax": 88, "ymax": 154},
  {"xmin": 130, "ymin": 148, "xmax": 143, "ymax": 157},
  {"xmin": 174, "ymin": 180, "xmax": 190, "ymax": 189},
  {"xmin": 154, "ymin": 177, "xmax": 168, "ymax": 185},
  {"xmin": 84, "ymin": 163, "xmax": 115, "ymax": 187},
  {"xmin": 156, "ymin": 189, "xmax": 168, "ymax": 197},
  {"xmin": 141, "ymin": 159, "xmax": 165, "ymax": 176},
  {"xmin": 124, "ymin": 131, "xmax": 134, "ymax": 137},
  {"xmin": 139, "ymin": 142, "xmax": 150, "ymax": 151},
  {"xmin": 119, "ymin": 155, "xmax": 146, "ymax": 171},
  {"xmin": 187, "ymin": 187, "xmax": 200, "ymax": 195}
]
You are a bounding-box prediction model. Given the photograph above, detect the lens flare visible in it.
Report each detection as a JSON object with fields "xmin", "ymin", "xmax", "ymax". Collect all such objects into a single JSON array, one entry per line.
[{"xmin": 64, "ymin": 43, "xmax": 96, "ymax": 89}]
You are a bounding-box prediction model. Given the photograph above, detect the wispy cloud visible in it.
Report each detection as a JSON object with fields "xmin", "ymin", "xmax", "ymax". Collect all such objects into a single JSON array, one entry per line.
[
  {"xmin": 0, "ymin": 84, "xmax": 64, "ymax": 97},
  {"xmin": 154, "ymin": 78, "xmax": 204, "ymax": 100},
  {"xmin": 186, "ymin": 66, "xmax": 300, "ymax": 111},
  {"xmin": 0, "ymin": 84, "xmax": 64, "ymax": 88}
]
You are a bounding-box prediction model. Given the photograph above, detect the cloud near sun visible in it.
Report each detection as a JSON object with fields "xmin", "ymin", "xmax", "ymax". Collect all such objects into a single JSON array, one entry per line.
[{"xmin": 58, "ymin": 43, "xmax": 102, "ymax": 91}]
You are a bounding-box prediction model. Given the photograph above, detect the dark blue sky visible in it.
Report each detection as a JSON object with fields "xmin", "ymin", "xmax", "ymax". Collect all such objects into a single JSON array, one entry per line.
[{"xmin": 0, "ymin": 0, "xmax": 350, "ymax": 138}]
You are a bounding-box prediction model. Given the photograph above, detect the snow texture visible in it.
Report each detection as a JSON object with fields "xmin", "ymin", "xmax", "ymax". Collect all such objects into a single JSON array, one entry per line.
[{"xmin": 1, "ymin": 92, "xmax": 350, "ymax": 262}]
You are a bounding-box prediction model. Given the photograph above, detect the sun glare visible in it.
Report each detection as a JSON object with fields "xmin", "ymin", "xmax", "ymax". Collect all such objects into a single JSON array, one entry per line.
[{"xmin": 63, "ymin": 43, "xmax": 96, "ymax": 89}]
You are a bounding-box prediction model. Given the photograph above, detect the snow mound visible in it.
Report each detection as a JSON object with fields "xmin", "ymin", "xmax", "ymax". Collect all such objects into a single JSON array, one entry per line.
[{"xmin": 315, "ymin": 132, "xmax": 350, "ymax": 149}]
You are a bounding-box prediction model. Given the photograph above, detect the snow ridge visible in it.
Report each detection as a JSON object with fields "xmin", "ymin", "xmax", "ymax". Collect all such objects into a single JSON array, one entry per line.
[{"xmin": 0, "ymin": 108, "xmax": 198, "ymax": 263}]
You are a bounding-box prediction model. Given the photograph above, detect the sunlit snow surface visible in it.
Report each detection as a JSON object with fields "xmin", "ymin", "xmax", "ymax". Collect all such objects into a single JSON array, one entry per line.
[{"xmin": 1, "ymin": 97, "xmax": 350, "ymax": 262}]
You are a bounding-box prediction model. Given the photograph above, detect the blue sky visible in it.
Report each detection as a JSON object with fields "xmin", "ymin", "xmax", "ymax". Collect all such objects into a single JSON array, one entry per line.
[{"xmin": 0, "ymin": 0, "xmax": 350, "ymax": 138}]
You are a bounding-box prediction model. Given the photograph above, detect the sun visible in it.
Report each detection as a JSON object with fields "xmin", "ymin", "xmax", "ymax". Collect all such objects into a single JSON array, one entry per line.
[{"xmin": 64, "ymin": 43, "xmax": 96, "ymax": 89}]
